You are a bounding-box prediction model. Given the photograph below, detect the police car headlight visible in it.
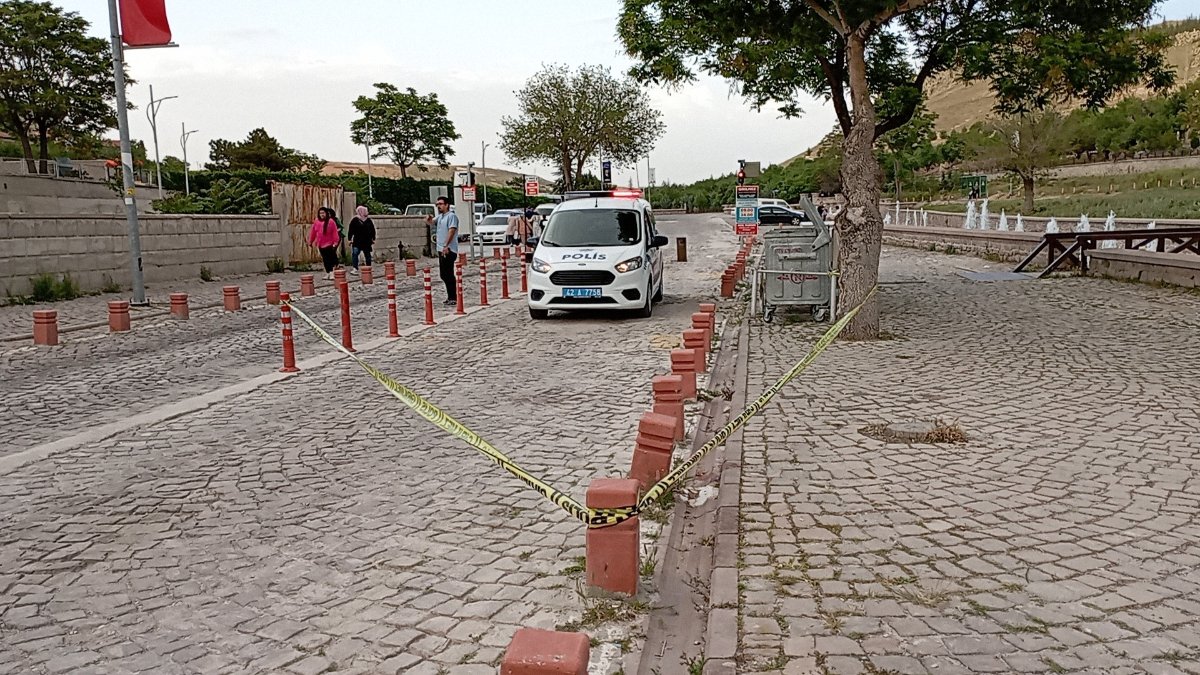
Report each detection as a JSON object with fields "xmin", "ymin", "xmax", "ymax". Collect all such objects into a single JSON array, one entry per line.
[
  {"xmin": 614, "ymin": 257, "xmax": 642, "ymax": 273},
  {"xmin": 531, "ymin": 257, "xmax": 552, "ymax": 274}
]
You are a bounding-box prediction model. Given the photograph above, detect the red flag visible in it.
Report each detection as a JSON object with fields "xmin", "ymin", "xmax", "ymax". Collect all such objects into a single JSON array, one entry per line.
[{"xmin": 119, "ymin": 0, "xmax": 172, "ymax": 47}]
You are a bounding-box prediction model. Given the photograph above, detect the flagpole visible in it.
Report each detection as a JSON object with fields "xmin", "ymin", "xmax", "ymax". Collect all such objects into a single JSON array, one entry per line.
[{"xmin": 108, "ymin": 0, "xmax": 146, "ymax": 305}]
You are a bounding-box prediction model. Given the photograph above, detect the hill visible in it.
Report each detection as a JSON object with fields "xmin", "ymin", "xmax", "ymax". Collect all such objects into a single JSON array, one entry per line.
[{"xmin": 320, "ymin": 161, "xmax": 546, "ymax": 188}]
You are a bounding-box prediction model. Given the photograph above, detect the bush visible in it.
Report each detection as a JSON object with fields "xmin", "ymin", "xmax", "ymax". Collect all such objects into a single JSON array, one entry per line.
[
  {"xmin": 203, "ymin": 178, "xmax": 269, "ymax": 214},
  {"xmin": 28, "ymin": 273, "xmax": 82, "ymax": 302},
  {"xmin": 100, "ymin": 274, "xmax": 122, "ymax": 294},
  {"xmin": 266, "ymin": 257, "xmax": 286, "ymax": 273},
  {"xmin": 152, "ymin": 193, "xmax": 205, "ymax": 214},
  {"xmin": 200, "ymin": 266, "xmax": 213, "ymax": 282}
]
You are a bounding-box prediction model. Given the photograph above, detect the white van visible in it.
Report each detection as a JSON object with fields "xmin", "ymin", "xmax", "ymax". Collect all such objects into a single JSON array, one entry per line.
[{"xmin": 526, "ymin": 189, "xmax": 667, "ymax": 320}]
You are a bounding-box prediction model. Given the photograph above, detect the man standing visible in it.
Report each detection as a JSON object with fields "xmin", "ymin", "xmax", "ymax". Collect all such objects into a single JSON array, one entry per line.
[{"xmin": 426, "ymin": 197, "xmax": 459, "ymax": 304}]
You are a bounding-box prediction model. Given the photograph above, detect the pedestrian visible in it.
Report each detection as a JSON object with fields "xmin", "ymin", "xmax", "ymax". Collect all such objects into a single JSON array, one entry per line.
[
  {"xmin": 528, "ymin": 208, "xmax": 543, "ymax": 239},
  {"xmin": 347, "ymin": 205, "xmax": 376, "ymax": 275},
  {"xmin": 426, "ymin": 196, "xmax": 459, "ymax": 304},
  {"xmin": 517, "ymin": 206, "xmax": 534, "ymax": 246},
  {"xmin": 505, "ymin": 209, "xmax": 526, "ymax": 250},
  {"xmin": 308, "ymin": 206, "xmax": 342, "ymax": 280}
]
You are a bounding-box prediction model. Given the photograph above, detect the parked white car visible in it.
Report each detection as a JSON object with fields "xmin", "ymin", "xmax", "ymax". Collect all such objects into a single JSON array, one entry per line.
[
  {"xmin": 474, "ymin": 214, "xmax": 509, "ymax": 245},
  {"xmin": 526, "ymin": 189, "xmax": 666, "ymax": 320}
]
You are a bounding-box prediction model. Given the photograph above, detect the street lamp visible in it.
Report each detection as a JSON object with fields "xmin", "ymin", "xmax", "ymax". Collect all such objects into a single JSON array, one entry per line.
[
  {"xmin": 146, "ymin": 84, "xmax": 177, "ymax": 198},
  {"xmin": 481, "ymin": 141, "xmax": 490, "ymax": 212},
  {"xmin": 364, "ymin": 133, "xmax": 373, "ymax": 199},
  {"xmin": 180, "ymin": 123, "xmax": 198, "ymax": 195}
]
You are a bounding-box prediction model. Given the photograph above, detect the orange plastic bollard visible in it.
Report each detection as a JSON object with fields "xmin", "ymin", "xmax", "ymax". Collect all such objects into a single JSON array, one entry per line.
[
  {"xmin": 422, "ymin": 267, "xmax": 436, "ymax": 326},
  {"xmin": 455, "ymin": 263, "xmax": 466, "ymax": 315},
  {"xmin": 32, "ymin": 310, "xmax": 58, "ymax": 346},
  {"xmin": 170, "ymin": 292, "xmax": 189, "ymax": 319},
  {"xmin": 108, "ymin": 300, "xmax": 131, "ymax": 332},
  {"xmin": 501, "ymin": 254, "xmax": 511, "ymax": 299},
  {"xmin": 338, "ymin": 280, "xmax": 355, "ymax": 352},
  {"xmin": 520, "ymin": 255, "xmax": 529, "ymax": 293},
  {"xmin": 479, "ymin": 259, "xmax": 490, "ymax": 307},
  {"xmin": 279, "ymin": 293, "xmax": 299, "ymax": 373}
]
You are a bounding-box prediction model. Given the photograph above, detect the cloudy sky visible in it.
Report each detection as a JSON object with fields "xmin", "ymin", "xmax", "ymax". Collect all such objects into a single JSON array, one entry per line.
[{"xmin": 56, "ymin": 0, "xmax": 1197, "ymax": 186}]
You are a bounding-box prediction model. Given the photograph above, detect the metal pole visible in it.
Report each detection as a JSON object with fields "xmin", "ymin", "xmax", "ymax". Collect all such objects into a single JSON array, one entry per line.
[
  {"xmin": 145, "ymin": 85, "xmax": 177, "ymax": 199},
  {"xmin": 481, "ymin": 141, "xmax": 488, "ymax": 213},
  {"xmin": 365, "ymin": 135, "xmax": 373, "ymax": 199},
  {"xmin": 108, "ymin": 0, "xmax": 147, "ymax": 305},
  {"xmin": 181, "ymin": 123, "xmax": 197, "ymax": 196}
]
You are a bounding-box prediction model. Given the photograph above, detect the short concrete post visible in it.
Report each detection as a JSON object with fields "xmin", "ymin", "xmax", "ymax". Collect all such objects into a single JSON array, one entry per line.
[
  {"xmin": 406, "ymin": 259, "xmax": 417, "ymax": 277},
  {"xmin": 692, "ymin": 311, "xmax": 715, "ymax": 345},
  {"xmin": 32, "ymin": 310, "xmax": 58, "ymax": 346},
  {"xmin": 651, "ymin": 374, "xmax": 686, "ymax": 441},
  {"xmin": 383, "ymin": 260, "xmax": 396, "ymax": 278},
  {"xmin": 676, "ymin": 236, "xmax": 688, "ymax": 262},
  {"xmin": 170, "ymin": 292, "xmax": 189, "ymax": 319},
  {"xmin": 300, "ymin": 274, "xmax": 316, "ymax": 297},
  {"xmin": 698, "ymin": 301, "xmax": 717, "ymax": 323},
  {"xmin": 360, "ymin": 265, "xmax": 374, "ymax": 285},
  {"xmin": 265, "ymin": 280, "xmax": 281, "ymax": 305},
  {"xmin": 222, "ymin": 286, "xmax": 241, "ymax": 311},
  {"xmin": 108, "ymin": 301, "xmax": 131, "ymax": 332},
  {"xmin": 334, "ymin": 268, "xmax": 347, "ymax": 286},
  {"xmin": 501, "ymin": 627, "xmax": 590, "ymax": 675},
  {"xmin": 682, "ymin": 329, "xmax": 708, "ymax": 372},
  {"xmin": 585, "ymin": 478, "xmax": 640, "ymax": 596},
  {"xmin": 720, "ymin": 270, "xmax": 735, "ymax": 298},
  {"xmin": 670, "ymin": 348, "xmax": 698, "ymax": 401},
  {"xmin": 630, "ymin": 411, "xmax": 679, "ymax": 488}
]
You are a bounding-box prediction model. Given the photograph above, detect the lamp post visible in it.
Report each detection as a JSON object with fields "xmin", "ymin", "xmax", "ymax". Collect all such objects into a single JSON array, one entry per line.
[
  {"xmin": 145, "ymin": 84, "xmax": 177, "ymax": 199},
  {"xmin": 364, "ymin": 133, "xmax": 373, "ymax": 199},
  {"xmin": 481, "ymin": 141, "xmax": 489, "ymax": 213},
  {"xmin": 107, "ymin": 0, "xmax": 146, "ymax": 304},
  {"xmin": 180, "ymin": 123, "xmax": 197, "ymax": 195}
]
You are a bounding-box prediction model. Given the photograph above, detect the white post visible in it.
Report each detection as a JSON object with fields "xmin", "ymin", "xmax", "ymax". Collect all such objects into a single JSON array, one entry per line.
[
  {"xmin": 180, "ymin": 123, "xmax": 197, "ymax": 195},
  {"xmin": 108, "ymin": 0, "xmax": 146, "ymax": 304},
  {"xmin": 145, "ymin": 84, "xmax": 177, "ymax": 199}
]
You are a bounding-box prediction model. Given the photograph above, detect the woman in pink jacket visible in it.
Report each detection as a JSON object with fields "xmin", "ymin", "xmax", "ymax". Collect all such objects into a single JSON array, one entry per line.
[{"xmin": 308, "ymin": 207, "xmax": 342, "ymax": 279}]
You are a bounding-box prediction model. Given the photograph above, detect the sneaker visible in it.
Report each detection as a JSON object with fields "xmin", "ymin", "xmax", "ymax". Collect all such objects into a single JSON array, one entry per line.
[
  {"xmin": 348, "ymin": 268, "xmax": 359, "ymax": 276},
  {"xmin": 443, "ymin": 299, "xmax": 456, "ymax": 306},
  {"xmin": 325, "ymin": 272, "xmax": 334, "ymax": 280}
]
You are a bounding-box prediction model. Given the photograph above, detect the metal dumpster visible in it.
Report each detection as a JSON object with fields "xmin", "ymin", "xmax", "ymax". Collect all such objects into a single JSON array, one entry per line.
[{"xmin": 756, "ymin": 199, "xmax": 835, "ymax": 322}]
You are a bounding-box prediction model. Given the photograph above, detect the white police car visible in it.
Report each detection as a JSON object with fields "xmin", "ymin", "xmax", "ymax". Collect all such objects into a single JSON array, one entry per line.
[{"xmin": 526, "ymin": 189, "xmax": 667, "ymax": 320}]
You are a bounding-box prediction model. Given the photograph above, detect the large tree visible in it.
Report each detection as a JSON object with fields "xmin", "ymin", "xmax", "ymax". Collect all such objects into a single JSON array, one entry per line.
[
  {"xmin": 499, "ymin": 64, "xmax": 665, "ymax": 191},
  {"xmin": 206, "ymin": 128, "xmax": 322, "ymax": 172},
  {"xmin": 618, "ymin": 0, "xmax": 1174, "ymax": 338},
  {"xmin": 350, "ymin": 83, "xmax": 458, "ymax": 178},
  {"xmin": 964, "ymin": 112, "xmax": 1069, "ymax": 212},
  {"xmin": 0, "ymin": 0, "xmax": 117, "ymax": 174}
]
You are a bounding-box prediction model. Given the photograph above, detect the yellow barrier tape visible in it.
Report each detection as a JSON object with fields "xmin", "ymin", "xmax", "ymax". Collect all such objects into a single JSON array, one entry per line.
[
  {"xmin": 286, "ymin": 303, "xmax": 594, "ymax": 526},
  {"xmin": 286, "ymin": 287, "xmax": 876, "ymax": 528}
]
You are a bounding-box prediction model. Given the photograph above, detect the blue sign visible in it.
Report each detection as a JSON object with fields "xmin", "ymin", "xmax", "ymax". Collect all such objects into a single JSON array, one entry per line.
[{"xmin": 601, "ymin": 161, "xmax": 612, "ymax": 184}]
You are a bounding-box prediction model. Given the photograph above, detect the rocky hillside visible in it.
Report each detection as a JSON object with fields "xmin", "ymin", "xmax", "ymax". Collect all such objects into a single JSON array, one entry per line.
[{"xmin": 320, "ymin": 161, "xmax": 546, "ymax": 187}]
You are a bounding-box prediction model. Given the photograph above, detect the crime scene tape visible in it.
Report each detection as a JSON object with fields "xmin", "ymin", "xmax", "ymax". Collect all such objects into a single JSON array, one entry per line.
[{"xmin": 285, "ymin": 286, "xmax": 876, "ymax": 527}]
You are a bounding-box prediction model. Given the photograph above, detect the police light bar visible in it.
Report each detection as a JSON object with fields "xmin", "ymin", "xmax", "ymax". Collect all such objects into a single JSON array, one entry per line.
[{"xmin": 610, "ymin": 188, "xmax": 643, "ymax": 198}]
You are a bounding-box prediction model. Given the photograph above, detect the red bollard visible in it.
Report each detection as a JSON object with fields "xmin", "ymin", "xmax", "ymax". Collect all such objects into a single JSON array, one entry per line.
[
  {"xmin": 586, "ymin": 479, "xmax": 640, "ymax": 596},
  {"xmin": 406, "ymin": 259, "xmax": 417, "ymax": 277},
  {"xmin": 360, "ymin": 265, "xmax": 374, "ymax": 285},
  {"xmin": 265, "ymin": 280, "xmax": 281, "ymax": 305},
  {"xmin": 479, "ymin": 260, "xmax": 490, "ymax": 307},
  {"xmin": 422, "ymin": 267, "xmax": 436, "ymax": 326},
  {"xmin": 108, "ymin": 301, "xmax": 131, "ymax": 332},
  {"xmin": 520, "ymin": 254, "xmax": 529, "ymax": 293},
  {"xmin": 386, "ymin": 271, "xmax": 400, "ymax": 338},
  {"xmin": 699, "ymin": 301, "xmax": 717, "ymax": 322},
  {"xmin": 670, "ymin": 348, "xmax": 698, "ymax": 401},
  {"xmin": 630, "ymin": 411, "xmax": 679, "ymax": 488},
  {"xmin": 683, "ymin": 328, "xmax": 708, "ymax": 372},
  {"xmin": 455, "ymin": 263, "xmax": 466, "ymax": 315},
  {"xmin": 32, "ymin": 310, "xmax": 58, "ymax": 346},
  {"xmin": 501, "ymin": 628, "xmax": 590, "ymax": 675},
  {"xmin": 300, "ymin": 274, "xmax": 315, "ymax": 297},
  {"xmin": 222, "ymin": 286, "xmax": 241, "ymax": 311},
  {"xmin": 493, "ymin": 246, "xmax": 501, "ymax": 259},
  {"xmin": 652, "ymin": 374, "xmax": 686, "ymax": 441},
  {"xmin": 334, "ymin": 268, "xmax": 347, "ymax": 285},
  {"xmin": 279, "ymin": 293, "xmax": 299, "ymax": 373},
  {"xmin": 170, "ymin": 292, "xmax": 189, "ymax": 319},
  {"xmin": 338, "ymin": 280, "xmax": 355, "ymax": 352},
  {"xmin": 501, "ymin": 253, "xmax": 511, "ymax": 299},
  {"xmin": 692, "ymin": 311, "xmax": 714, "ymax": 345},
  {"xmin": 384, "ymin": 260, "xmax": 396, "ymax": 278}
]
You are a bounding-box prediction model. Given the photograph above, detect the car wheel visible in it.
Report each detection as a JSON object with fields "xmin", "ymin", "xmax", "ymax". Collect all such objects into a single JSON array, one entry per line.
[
  {"xmin": 529, "ymin": 307, "xmax": 549, "ymax": 320},
  {"xmin": 636, "ymin": 284, "xmax": 653, "ymax": 319},
  {"xmin": 652, "ymin": 277, "xmax": 663, "ymax": 303}
]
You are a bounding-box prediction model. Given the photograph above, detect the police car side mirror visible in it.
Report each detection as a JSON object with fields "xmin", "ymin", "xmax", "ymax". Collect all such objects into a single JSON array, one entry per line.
[{"xmin": 652, "ymin": 235, "xmax": 669, "ymax": 248}]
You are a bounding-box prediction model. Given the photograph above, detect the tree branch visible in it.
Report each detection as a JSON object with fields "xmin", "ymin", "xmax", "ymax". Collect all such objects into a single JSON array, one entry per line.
[
  {"xmin": 873, "ymin": 44, "xmax": 945, "ymax": 139},
  {"xmin": 815, "ymin": 52, "xmax": 852, "ymax": 135},
  {"xmin": 863, "ymin": 0, "xmax": 936, "ymax": 32},
  {"xmin": 804, "ymin": 0, "xmax": 847, "ymax": 34}
]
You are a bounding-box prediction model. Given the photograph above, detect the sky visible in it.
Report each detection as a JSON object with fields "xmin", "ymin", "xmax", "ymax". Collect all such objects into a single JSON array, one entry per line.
[{"xmin": 55, "ymin": 0, "xmax": 1199, "ymax": 187}]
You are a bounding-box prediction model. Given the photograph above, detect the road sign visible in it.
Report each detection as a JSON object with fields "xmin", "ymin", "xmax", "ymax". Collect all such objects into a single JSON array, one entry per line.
[
  {"xmin": 734, "ymin": 184, "xmax": 759, "ymax": 236},
  {"xmin": 647, "ymin": 167, "xmax": 655, "ymax": 185},
  {"xmin": 735, "ymin": 185, "xmax": 760, "ymax": 201},
  {"xmin": 524, "ymin": 176, "xmax": 539, "ymax": 197},
  {"xmin": 601, "ymin": 160, "xmax": 612, "ymax": 185},
  {"xmin": 735, "ymin": 222, "xmax": 759, "ymax": 236},
  {"xmin": 461, "ymin": 185, "xmax": 476, "ymax": 201}
]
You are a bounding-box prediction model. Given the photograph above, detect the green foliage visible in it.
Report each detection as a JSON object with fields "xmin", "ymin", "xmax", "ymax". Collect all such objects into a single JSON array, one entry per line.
[
  {"xmin": 28, "ymin": 273, "xmax": 81, "ymax": 302},
  {"xmin": 500, "ymin": 64, "xmax": 665, "ymax": 190},
  {"xmin": 266, "ymin": 257, "xmax": 286, "ymax": 274},
  {"xmin": 151, "ymin": 192, "xmax": 205, "ymax": 214},
  {"xmin": 0, "ymin": 1, "xmax": 118, "ymax": 173},
  {"xmin": 199, "ymin": 266, "xmax": 213, "ymax": 282},
  {"xmin": 203, "ymin": 178, "xmax": 269, "ymax": 214},
  {"xmin": 100, "ymin": 274, "xmax": 122, "ymax": 294},
  {"xmin": 207, "ymin": 128, "xmax": 323, "ymax": 172},
  {"xmin": 350, "ymin": 83, "xmax": 459, "ymax": 178}
]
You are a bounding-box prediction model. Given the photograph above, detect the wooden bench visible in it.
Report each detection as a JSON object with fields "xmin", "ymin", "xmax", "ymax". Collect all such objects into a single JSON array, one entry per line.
[{"xmin": 1087, "ymin": 249, "xmax": 1200, "ymax": 289}]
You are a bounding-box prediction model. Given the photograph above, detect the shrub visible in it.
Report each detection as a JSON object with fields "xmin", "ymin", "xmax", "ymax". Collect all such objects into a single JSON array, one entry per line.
[
  {"xmin": 30, "ymin": 274, "xmax": 57, "ymax": 302},
  {"xmin": 200, "ymin": 266, "xmax": 213, "ymax": 282},
  {"xmin": 152, "ymin": 193, "xmax": 205, "ymax": 214},
  {"xmin": 203, "ymin": 177, "xmax": 269, "ymax": 214},
  {"xmin": 100, "ymin": 274, "xmax": 123, "ymax": 294},
  {"xmin": 266, "ymin": 257, "xmax": 286, "ymax": 274}
]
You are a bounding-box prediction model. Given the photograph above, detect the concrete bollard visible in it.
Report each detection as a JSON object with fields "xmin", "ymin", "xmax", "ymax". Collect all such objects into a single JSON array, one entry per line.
[
  {"xmin": 699, "ymin": 301, "xmax": 717, "ymax": 320},
  {"xmin": 720, "ymin": 270, "xmax": 735, "ymax": 298},
  {"xmin": 170, "ymin": 292, "xmax": 189, "ymax": 319},
  {"xmin": 406, "ymin": 259, "xmax": 417, "ymax": 277},
  {"xmin": 32, "ymin": 310, "xmax": 58, "ymax": 346},
  {"xmin": 631, "ymin": 411, "xmax": 679, "ymax": 489},
  {"xmin": 683, "ymin": 329, "xmax": 708, "ymax": 372},
  {"xmin": 692, "ymin": 311, "xmax": 714, "ymax": 342},
  {"xmin": 493, "ymin": 246, "xmax": 501, "ymax": 259},
  {"xmin": 670, "ymin": 348, "xmax": 698, "ymax": 401},
  {"xmin": 108, "ymin": 301, "xmax": 131, "ymax": 332},
  {"xmin": 265, "ymin": 280, "xmax": 281, "ymax": 305},
  {"xmin": 300, "ymin": 274, "xmax": 316, "ymax": 297},
  {"xmin": 384, "ymin": 260, "xmax": 396, "ymax": 278},
  {"xmin": 651, "ymin": 375, "xmax": 686, "ymax": 441},
  {"xmin": 676, "ymin": 236, "xmax": 688, "ymax": 262},
  {"xmin": 586, "ymin": 478, "xmax": 640, "ymax": 596},
  {"xmin": 501, "ymin": 628, "xmax": 590, "ymax": 675},
  {"xmin": 222, "ymin": 286, "xmax": 241, "ymax": 312},
  {"xmin": 360, "ymin": 265, "xmax": 374, "ymax": 285},
  {"xmin": 334, "ymin": 268, "xmax": 347, "ymax": 286}
]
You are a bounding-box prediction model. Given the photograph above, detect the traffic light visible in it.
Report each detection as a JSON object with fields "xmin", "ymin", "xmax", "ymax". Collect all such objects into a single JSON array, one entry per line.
[
  {"xmin": 468, "ymin": 171, "xmax": 476, "ymax": 186},
  {"xmin": 737, "ymin": 169, "xmax": 746, "ymax": 186}
]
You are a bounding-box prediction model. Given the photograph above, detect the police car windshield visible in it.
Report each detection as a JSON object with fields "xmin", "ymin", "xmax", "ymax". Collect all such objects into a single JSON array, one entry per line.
[{"xmin": 541, "ymin": 209, "xmax": 641, "ymax": 247}]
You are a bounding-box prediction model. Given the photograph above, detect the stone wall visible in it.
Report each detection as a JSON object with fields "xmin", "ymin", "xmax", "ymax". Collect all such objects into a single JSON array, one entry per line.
[
  {"xmin": 372, "ymin": 215, "xmax": 431, "ymax": 258},
  {"xmin": 1, "ymin": 214, "xmax": 281, "ymax": 296},
  {"xmin": 0, "ymin": 174, "xmax": 144, "ymax": 215},
  {"xmin": 1088, "ymin": 250, "xmax": 1200, "ymax": 289},
  {"xmin": 896, "ymin": 207, "xmax": 1200, "ymax": 233},
  {"xmin": 882, "ymin": 225, "xmax": 1042, "ymax": 262}
]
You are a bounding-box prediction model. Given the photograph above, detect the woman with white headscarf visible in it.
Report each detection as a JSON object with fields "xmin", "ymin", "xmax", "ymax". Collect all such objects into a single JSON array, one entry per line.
[{"xmin": 346, "ymin": 205, "xmax": 376, "ymax": 275}]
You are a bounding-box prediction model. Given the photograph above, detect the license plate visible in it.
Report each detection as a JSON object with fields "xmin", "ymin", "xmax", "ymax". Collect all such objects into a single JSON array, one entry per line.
[{"xmin": 563, "ymin": 287, "xmax": 602, "ymax": 298}]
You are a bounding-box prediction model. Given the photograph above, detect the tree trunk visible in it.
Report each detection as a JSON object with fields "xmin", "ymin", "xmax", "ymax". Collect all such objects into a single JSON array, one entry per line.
[
  {"xmin": 561, "ymin": 151, "xmax": 573, "ymax": 192},
  {"xmin": 399, "ymin": 162, "xmax": 408, "ymax": 179},
  {"xmin": 37, "ymin": 126, "xmax": 49, "ymax": 175},
  {"xmin": 1022, "ymin": 175, "xmax": 1035, "ymax": 213},
  {"xmin": 834, "ymin": 35, "xmax": 882, "ymax": 340},
  {"xmin": 17, "ymin": 131, "xmax": 36, "ymax": 174}
]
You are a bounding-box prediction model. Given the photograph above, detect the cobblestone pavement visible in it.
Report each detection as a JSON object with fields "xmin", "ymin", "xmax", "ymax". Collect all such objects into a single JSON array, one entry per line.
[
  {"xmin": 0, "ymin": 214, "xmax": 737, "ymax": 674},
  {"xmin": 732, "ymin": 247, "xmax": 1200, "ymax": 674},
  {"xmin": 0, "ymin": 257, "xmax": 502, "ymax": 456}
]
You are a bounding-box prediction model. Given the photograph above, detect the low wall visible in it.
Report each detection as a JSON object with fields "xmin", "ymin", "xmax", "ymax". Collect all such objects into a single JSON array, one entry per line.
[
  {"xmin": 1089, "ymin": 250, "xmax": 1200, "ymax": 289},
  {"xmin": 895, "ymin": 207, "xmax": 1200, "ymax": 233},
  {"xmin": 372, "ymin": 215, "xmax": 430, "ymax": 257},
  {"xmin": 883, "ymin": 225, "xmax": 1042, "ymax": 262},
  {"xmin": 1, "ymin": 214, "xmax": 281, "ymax": 296},
  {"xmin": 0, "ymin": 174, "xmax": 147, "ymax": 215}
]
